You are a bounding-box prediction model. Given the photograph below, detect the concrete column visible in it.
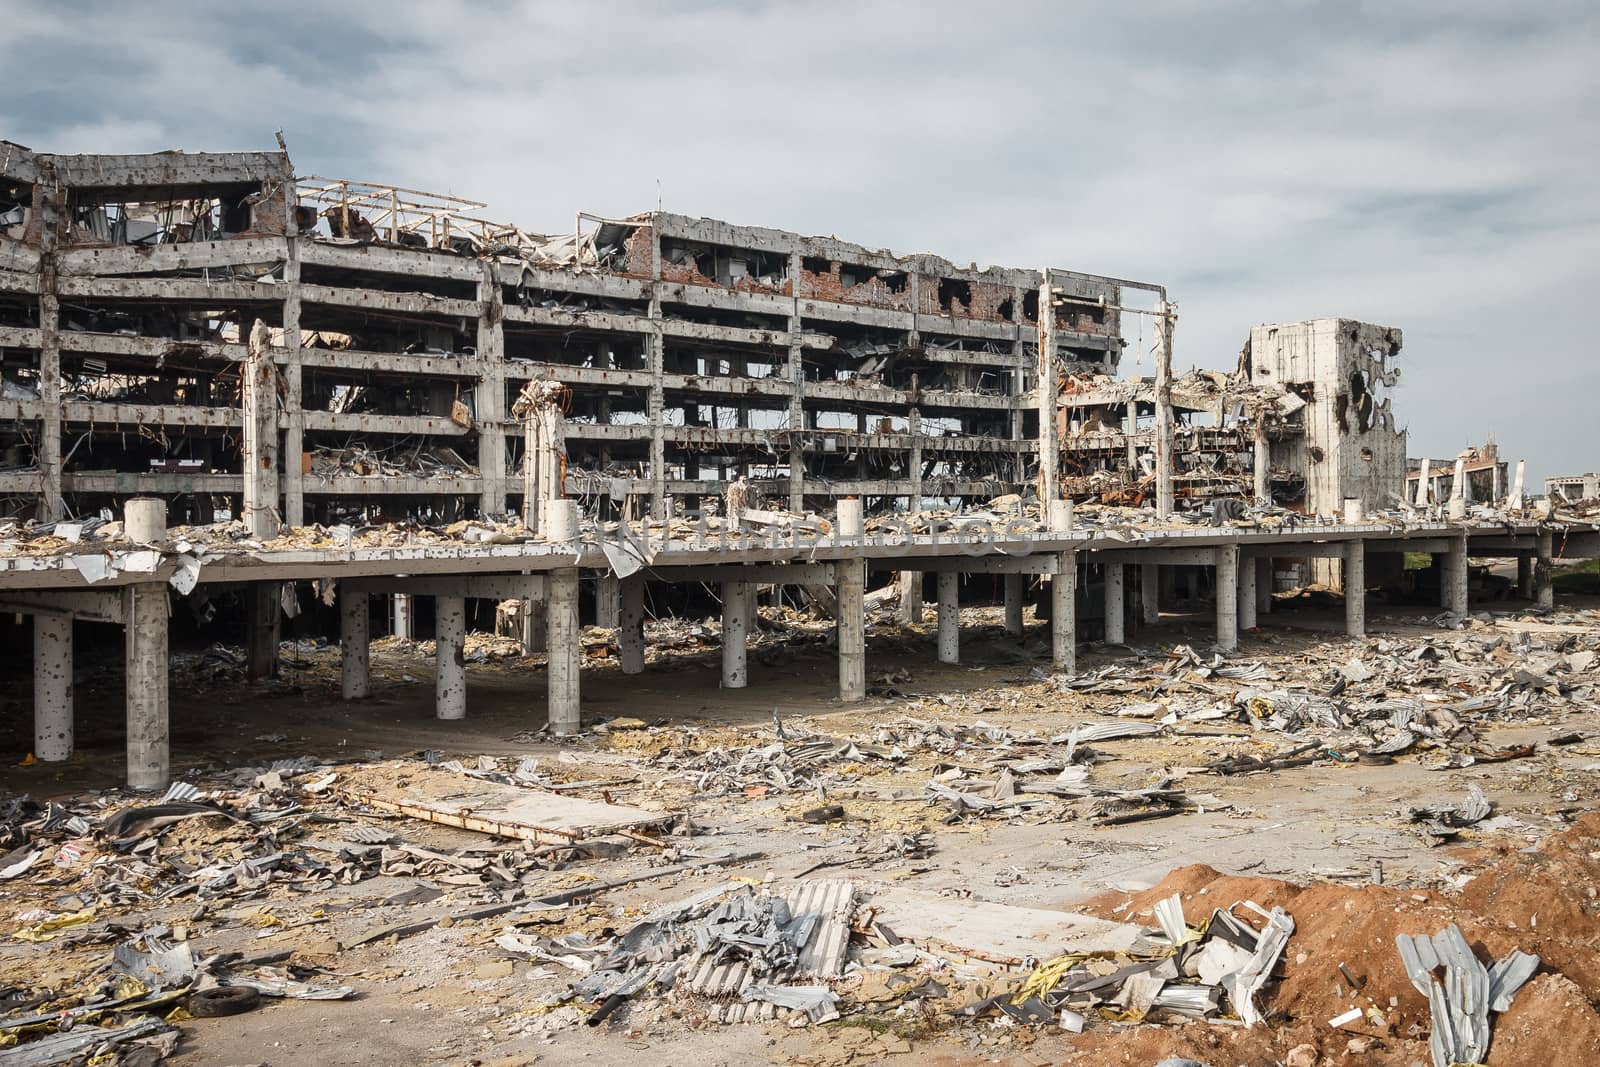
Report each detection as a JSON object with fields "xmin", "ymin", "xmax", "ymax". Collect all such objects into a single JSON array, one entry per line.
[
  {"xmin": 596, "ymin": 574, "xmax": 621, "ymax": 630},
  {"xmin": 1443, "ymin": 536, "xmax": 1469, "ymax": 615},
  {"xmin": 1535, "ymin": 529, "xmax": 1554, "ymax": 611},
  {"xmin": 619, "ymin": 574, "xmax": 645, "ymax": 674},
  {"xmin": 1517, "ymin": 555, "xmax": 1534, "ymax": 599},
  {"xmin": 1256, "ymin": 557, "xmax": 1272, "ymax": 616},
  {"xmin": 1037, "ymin": 279, "xmax": 1059, "ymax": 509},
  {"xmin": 548, "ymin": 568, "xmax": 581, "ymax": 733},
  {"xmin": 1253, "ymin": 434, "xmax": 1270, "ymax": 504},
  {"xmin": 1140, "ymin": 562, "xmax": 1159, "ymax": 624},
  {"xmin": 393, "ymin": 593, "xmax": 413, "ymax": 640},
  {"xmin": 241, "ymin": 319, "xmax": 280, "ymax": 539},
  {"xmin": 936, "ymin": 571, "xmax": 960, "ymax": 664},
  {"xmin": 1237, "ymin": 556, "xmax": 1257, "ymax": 633},
  {"xmin": 124, "ymin": 497, "xmax": 167, "ymax": 544},
  {"xmin": 1215, "ymin": 544, "xmax": 1239, "ymax": 651},
  {"xmin": 1343, "ymin": 541, "xmax": 1366, "ymax": 637},
  {"xmin": 435, "ymin": 595, "xmax": 466, "ymax": 720},
  {"xmin": 898, "ymin": 571, "xmax": 924, "ymax": 626},
  {"xmin": 340, "ymin": 591, "xmax": 370, "ymax": 700},
  {"xmin": 1052, "ymin": 552, "xmax": 1076, "ymax": 673},
  {"xmin": 1154, "ymin": 299, "xmax": 1176, "ymax": 520},
  {"xmin": 1003, "ymin": 573, "xmax": 1024, "ymax": 635},
  {"xmin": 837, "ymin": 559, "xmax": 866, "ymax": 702},
  {"xmin": 125, "ymin": 584, "xmax": 169, "ymax": 791},
  {"xmin": 721, "ymin": 580, "xmax": 750, "ymax": 688},
  {"xmin": 33, "ymin": 614, "xmax": 72, "ymax": 762},
  {"xmin": 245, "ymin": 583, "xmax": 278, "ymax": 680},
  {"xmin": 1104, "ymin": 563, "xmax": 1126, "ymax": 645}
]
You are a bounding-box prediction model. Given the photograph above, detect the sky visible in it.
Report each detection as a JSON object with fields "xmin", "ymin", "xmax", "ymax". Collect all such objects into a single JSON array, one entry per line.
[{"xmin": 3, "ymin": 0, "xmax": 1596, "ymax": 483}]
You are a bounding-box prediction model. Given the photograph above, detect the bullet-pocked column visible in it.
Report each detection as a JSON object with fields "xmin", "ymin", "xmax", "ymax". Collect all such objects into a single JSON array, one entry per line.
[
  {"xmin": 1535, "ymin": 529, "xmax": 1554, "ymax": 611},
  {"xmin": 33, "ymin": 614, "xmax": 73, "ymax": 762},
  {"xmin": 936, "ymin": 572, "xmax": 960, "ymax": 664},
  {"xmin": 836, "ymin": 499, "xmax": 866, "ymax": 702},
  {"xmin": 125, "ymin": 584, "xmax": 169, "ymax": 791},
  {"xmin": 596, "ymin": 574, "xmax": 621, "ymax": 630},
  {"xmin": 721, "ymin": 580, "xmax": 750, "ymax": 688},
  {"xmin": 1003, "ymin": 573, "xmax": 1024, "ymax": 636},
  {"xmin": 1140, "ymin": 562, "xmax": 1159, "ymax": 625},
  {"xmin": 435, "ymin": 595, "xmax": 466, "ymax": 720},
  {"xmin": 1215, "ymin": 544, "xmax": 1239, "ymax": 652},
  {"xmin": 1237, "ymin": 555, "xmax": 1257, "ymax": 633},
  {"xmin": 1104, "ymin": 563, "xmax": 1126, "ymax": 645},
  {"xmin": 546, "ymin": 500, "xmax": 582, "ymax": 734},
  {"xmin": 1049, "ymin": 499, "xmax": 1076, "ymax": 674},
  {"xmin": 619, "ymin": 574, "xmax": 645, "ymax": 675},
  {"xmin": 340, "ymin": 591, "xmax": 370, "ymax": 700},
  {"xmin": 1343, "ymin": 541, "xmax": 1366, "ymax": 637},
  {"xmin": 1443, "ymin": 535, "xmax": 1469, "ymax": 615}
]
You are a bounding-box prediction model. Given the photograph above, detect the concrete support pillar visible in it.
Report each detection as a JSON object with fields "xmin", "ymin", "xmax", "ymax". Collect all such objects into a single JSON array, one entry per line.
[
  {"xmin": 721, "ymin": 580, "xmax": 750, "ymax": 688},
  {"xmin": 1256, "ymin": 557, "xmax": 1273, "ymax": 615},
  {"xmin": 241, "ymin": 320, "xmax": 280, "ymax": 539},
  {"xmin": 1103, "ymin": 564, "xmax": 1126, "ymax": 645},
  {"xmin": 1154, "ymin": 299, "xmax": 1177, "ymax": 520},
  {"xmin": 619, "ymin": 574, "xmax": 645, "ymax": 675},
  {"xmin": 1238, "ymin": 557, "xmax": 1257, "ymax": 633},
  {"xmin": 596, "ymin": 574, "xmax": 621, "ymax": 630},
  {"xmin": 1052, "ymin": 552, "xmax": 1076, "ymax": 673},
  {"xmin": 1535, "ymin": 529, "xmax": 1554, "ymax": 611},
  {"xmin": 1215, "ymin": 544, "xmax": 1239, "ymax": 652},
  {"xmin": 1443, "ymin": 536, "xmax": 1469, "ymax": 615},
  {"xmin": 435, "ymin": 595, "xmax": 466, "ymax": 720},
  {"xmin": 124, "ymin": 497, "xmax": 167, "ymax": 544},
  {"xmin": 548, "ymin": 568, "xmax": 581, "ymax": 733},
  {"xmin": 33, "ymin": 614, "xmax": 72, "ymax": 762},
  {"xmin": 245, "ymin": 583, "xmax": 279, "ymax": 680},
  {"xmin": 1343, "ymin": 541, "xmax": 1366, "ymax": 637},
  {"xmin": 836, "ymin": 559, "xmax": 866, "ymax": 702},
  {"xmin": 898, "ymin": 571, "xmax": 924, "ymax": 626},
  {"xmin": 936, "ymin": 571, "xmax": 960, "ymax": 664},
  {"xmin": 393, "ymin": 593, "xmax": 413, "ymax": 640},
  {"xmin": 340, "ymin": 591, "xmax": 370, "ymax": 700},
  {"xmin": 125, "ymin": 584, "xmax": 169, "ymax": 791},
  {"xmin": 1253, "ymin": 434, "xmax": 1270, "ymax": 504},
  {"xmin": 1003, "ymin": 573, "xmax": 1024, "ymax": 635},
  {"xmin": 1140, "ymin": 562, "xmax": 1159, "ymax": 625},
  {"xmin": 1517, "ymin": 555, "xmax": 1534, "ymax": 599}
]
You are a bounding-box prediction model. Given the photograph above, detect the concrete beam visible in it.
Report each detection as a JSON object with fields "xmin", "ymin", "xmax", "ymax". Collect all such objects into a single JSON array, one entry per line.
[
  {"xmin": 1099, "ymin": 547, "xmax": 1221, "ymax": 567},
  {"xmin": 0, "ymin": 590, "xmax": 125, "ymax": 623},
  {"xmin": 349, "ymin": 575, "xmax": 546, "ymax": 600}
]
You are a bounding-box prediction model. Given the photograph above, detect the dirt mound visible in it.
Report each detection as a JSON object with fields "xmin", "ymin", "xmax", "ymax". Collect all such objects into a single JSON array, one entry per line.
[
  {"xmin": 1072, "ymin": 815, "xmax": 1600, "ymax": 1062},
  {"xmin": 1487, "ymin": 974, "xmax": 1600, "ymax": 1066}
]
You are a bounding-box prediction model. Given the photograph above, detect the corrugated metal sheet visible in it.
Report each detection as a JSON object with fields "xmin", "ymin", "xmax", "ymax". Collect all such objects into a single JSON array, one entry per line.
[{"xmin": 678, "ymin": 879, "xmax": 854, "ymax": 1024}]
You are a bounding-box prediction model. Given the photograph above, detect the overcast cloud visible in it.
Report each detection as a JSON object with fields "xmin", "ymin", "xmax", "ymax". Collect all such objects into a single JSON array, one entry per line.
[{"xmin": 4, "ymin": 1, "xmax": 1596, "ymax": 482}]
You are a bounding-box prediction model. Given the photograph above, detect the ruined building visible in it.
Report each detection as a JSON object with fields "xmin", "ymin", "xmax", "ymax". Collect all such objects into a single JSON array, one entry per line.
[{"xmin": 0, "ymin": 142, "xmax": 1150, "ymax": 527}]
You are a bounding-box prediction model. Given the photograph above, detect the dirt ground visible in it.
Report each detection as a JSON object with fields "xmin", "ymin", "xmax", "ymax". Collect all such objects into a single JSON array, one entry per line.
[{"xmin": 3, "ymin": 591, "xmax": 1599, "ymax": 1066}]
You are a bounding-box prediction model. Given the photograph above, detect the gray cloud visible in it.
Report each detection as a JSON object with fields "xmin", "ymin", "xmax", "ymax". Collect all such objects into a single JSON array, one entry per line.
[{"xmin": 4, "ymin": 0, "xmax": 1595, "ymax": 481}]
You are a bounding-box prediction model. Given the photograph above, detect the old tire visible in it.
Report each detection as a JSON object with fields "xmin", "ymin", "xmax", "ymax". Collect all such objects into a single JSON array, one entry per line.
[{"xmin": 188, "ymin": 985, "xmax": 261, "ymax": 1017}]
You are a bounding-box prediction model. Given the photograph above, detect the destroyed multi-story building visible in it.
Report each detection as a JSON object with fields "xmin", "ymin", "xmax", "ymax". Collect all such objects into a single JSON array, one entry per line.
[
  {"xmin": 1547, "ymin": 472, "xmax": 1600, "ymax": 504},
  {"xmin": 1408, "ymin": 440, "xmax": 1508, "ymax": 505},
  {"xmin": 0, "ymin": 142, "xmax": 1155, "ymax": 527}
]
